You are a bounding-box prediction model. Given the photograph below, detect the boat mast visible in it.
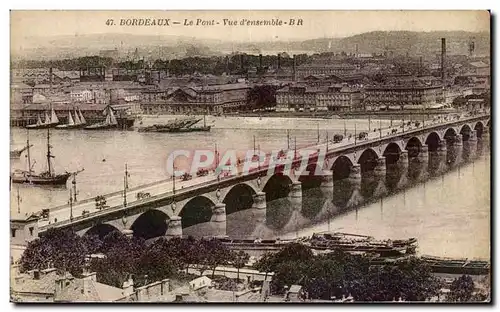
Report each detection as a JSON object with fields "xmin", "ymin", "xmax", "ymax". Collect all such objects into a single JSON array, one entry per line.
[
  {"xmin": 46, "ymin": 128, "xmax": 53, "ymax": 176},
  {"xmin": 17, "ymin": 187, "xmax": 21, "ymax": 214},
  {"xmin": 123, "ymin": 164, "xmax": 129, "ymax": 207},
  {"xmin": 287, "ymin": 129, "xmax": 290, "ymax": 150},
  {"xmin": 26, "ymin": 129, "xmax": 32, "ymax": 174}
]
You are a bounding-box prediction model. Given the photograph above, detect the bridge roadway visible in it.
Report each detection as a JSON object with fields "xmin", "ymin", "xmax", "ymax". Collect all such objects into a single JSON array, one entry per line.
[{"xmin": 37, "ymin": 112, "xmax": 490, "ymax": 232}]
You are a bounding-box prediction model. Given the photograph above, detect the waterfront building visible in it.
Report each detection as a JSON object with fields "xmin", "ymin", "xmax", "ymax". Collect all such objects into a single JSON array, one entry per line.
[
  {"xmin": 276, "ymin": 84, "xmax": 362, "ymax": 112},
  {"xmin": 11, "ymin": 83, "xmax": 34, "ymax": 104},
  {"xmin": 140, "ymin": 83, "xmax": 251, "ymax": 115},
  {"xmin": 296, "ymin": 63, "xmax": 358, "ymax": 78},
  {"xmin": 301, "ymin": 74, "xmax": 366, "ymax": 87},
  {"xmin": 51, "ymin": 70, "xmax": 80, "ymax": 84},
  {"xmin": 363, "ymin": 80, "xmax": 445, "ymax": 111}
]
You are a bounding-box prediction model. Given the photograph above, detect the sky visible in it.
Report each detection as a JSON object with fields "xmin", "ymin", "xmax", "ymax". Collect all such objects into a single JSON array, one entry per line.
[{"xmin": 11, "ymin": 10, "xmax": 490, "ymax": 43}]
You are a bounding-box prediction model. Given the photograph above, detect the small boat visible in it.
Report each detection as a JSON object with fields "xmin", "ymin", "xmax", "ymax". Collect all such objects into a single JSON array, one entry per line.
[
  {"xmin": 420, "ymin": 255, "xmax": 490, "ymax": 275},
  {"xmin": 159, "ymin": 115, "xmax": 211, "ymax": 133},
  {"xmin": 84, "ymin": 106, "xmax": 118, "ymax": 130},
  {"xmin": 10, "ymin": 144, "xmax": 33, "ymax": 158},
  {"xmin": 11, "ymin": 129, "xmax": 71, "ymax": 186},
  {"xmin": 55, "ymin": 110, "xmax": 83, "ymax": 129},
  {"xmin": 26, "ymin": 105, "xmax": 59, "ymax": 129}
]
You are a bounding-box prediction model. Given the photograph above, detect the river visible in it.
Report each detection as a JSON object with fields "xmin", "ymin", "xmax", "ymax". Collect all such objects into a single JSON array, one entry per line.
[{"xmin": 10, "ymin": 116, "xmax": 490, "ymax": 259}]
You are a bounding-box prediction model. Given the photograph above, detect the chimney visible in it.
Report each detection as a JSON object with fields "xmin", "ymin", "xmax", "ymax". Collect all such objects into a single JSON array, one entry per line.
[
  {"xmin": 175, "ymin": 294, "xmax": 183, "ymax": 302},
  {"xmin": 259, "ymin": 54, "xmax": 263, "ymax": 70},
  {"xmin": 419, "ymin": 56, "xmax": 423, "ymax": 76},
  {"xmin": 161, "ymin": 279, "xmax": 170, "ymax": 297},
  {"xmin": 441, "ymin": 38, "xmax": 446, "ymax": 85},
  {"xmin": 292, "ymin": 55, "xmax": 296, "ymax": 82},
  {"xmin": 277, "ymin": 54, "xmax": 281, "ymax": 69},
  {"xmin": 49, "ymin": 67, "xmax": 53, "ymax": 91},
  {"xmin": 31, "ymin": 269, "xmax": 40, "ymax": 280},
  {"xmin": 122, "ymin": 275, "xmax": 135, "ymax": 298},
  {"xmin": 355, "ymin": 44, "xmax": 359, "ymax": 56},
  {"xmin": 136, "ymin": 286, "xmax": 147, "ymax": 301},
  {"xmin": 55, "ymin": 275, "xmax": 74, "ymax": 299}
]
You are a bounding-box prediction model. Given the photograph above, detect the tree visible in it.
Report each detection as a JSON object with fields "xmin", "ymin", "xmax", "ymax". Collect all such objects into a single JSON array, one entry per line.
[
  {"xmin": 232, "ymin": 251, "xmax": 250, "ymax": 281},
  {"xmin": 447, "ymin": 275, "xmax": 475, "ymax": 302},
  {"xmin": 19, "ymin": 228, "xmax": 88, "ymax": 277},
  {"xmin": 89, "ymin": 231, "xmax": 145, "ymax": 288},
  {"xmin": 201, "ymin": 239, "xmax": 232, "ymax": 278},
  {"xmin": 247, "ymin": 85, "xmax": 279, "ymax": 109}
]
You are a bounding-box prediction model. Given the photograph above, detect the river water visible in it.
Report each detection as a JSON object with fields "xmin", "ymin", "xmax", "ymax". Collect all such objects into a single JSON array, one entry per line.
[{"xmin": 10, "ymin": 116, "xmax": 490, "ymax": 259}]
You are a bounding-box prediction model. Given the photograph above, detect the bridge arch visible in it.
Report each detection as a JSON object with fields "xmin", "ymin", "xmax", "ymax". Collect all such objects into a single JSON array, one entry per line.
[
  {"xmin": 179, "ymin": 195, "xmax": 216, "ymax": 229},
  {"xmin": 425, "ymin": 132, "xmax": 442, "ymax": 152},
  {"xmin": 474, "ymin": 121, "xmax": 485, "ymax": 138},
  {"xmin": 222, "ymin": 183, "xmax": 257, "ymax": 215},
  {"xmin": 443, "ymin": 128, "xmax": 458, "ymax": 143},
  {"xmin": 405, "ymin": 137, "xmax": 423, "ymax": 158},
  {"xmin": 131, "ymin": 209, "xmax": 170, "ymax": 240},
  {"xmin": 383, "ymin": 142, "xmax": 402, "ymax": 165},
  {"xmin": 84, "ymin": 223, "xmax": 120, "ymax": 240},
  {"xmin": 262, "ymin": 173, "xmax": 293, "ymax": 202},
  {"xmin": 298, "ymin": 162, "xmax": 324, "ymax": 189},
  {"xmin": 460, "ymin": 124, "xmax": 473, "ymax": 140},
  {"xmin": 331, "ymin": 156, "xmax": 354, "ymax": 180},
  {"xmin": 357, "ymin": 148, "xmax": 380, "ymax": 173}
]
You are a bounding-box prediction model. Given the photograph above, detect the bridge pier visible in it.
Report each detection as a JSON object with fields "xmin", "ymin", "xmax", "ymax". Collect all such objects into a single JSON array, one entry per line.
[
  {"xmin": 454, "ymin": 134, "xmax": 463, "ymax": 147},
  {"xmin": 289, "ymin": 181, "xmax": 302, "ymax": 201},
  {"xmin": 482, "ymin": 128, "xmax": 490, "ymax": 141},
  {"xmin": 165, "ymin": 216, "xmax": 182, "ymax": 238},
  {"xmin": 417, "ymin": 144, "xmax": 429, "ymax": 163},
  {"xmin": 320, "ymin": 171, "xmax": 334, "ymax": 194},
  {"xmin": 349, "ymin": 164, "xmax": 362, "ymax": 182},
  {"xmin": 252, "ymin": 192, "xmax": 267, "ymax": 211},
  {"xmin": 121, "ymin": 229, "xmax": 134, "ymax": 238},
  {"xmin": 437, "ymin": 141, "xmax": 447, "ymax": 157},
  {"xmin": 398, "ymin": 150, "xmax": 409, "ymax": 169},
  {"xmin": 469, "ymin": 130, "xmax": 478, "ymax": 143},
  {"xmin": 374, "ymin": 157, "xmax": 386, "ymax": 177},
  {"xmin": 211, "ymin": 203, "xmax": 227, "ymax": 237}
]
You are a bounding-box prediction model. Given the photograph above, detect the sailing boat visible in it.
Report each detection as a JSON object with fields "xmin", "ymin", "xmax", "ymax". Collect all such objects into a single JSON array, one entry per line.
[
  {"xmin": 26, "ymin": 104, "xmax": 60, "ymax": 129},
  {"xmin": 84, "ymin": 105, "xmax": 119, "ymax": 130},
  {"xmin": 55, "ymin": 110, "xmax": 83, "ymax": 129},
  {"xmin": 11, "ymin": 129, "xmax": 71, "ymax": 185},
  {"xmin": 78, "ymin": 109, "xmax": 87, "ymax": 125}
]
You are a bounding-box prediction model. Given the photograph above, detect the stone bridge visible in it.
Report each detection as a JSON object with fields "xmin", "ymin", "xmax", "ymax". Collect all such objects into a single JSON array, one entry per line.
[{"xmin": 33, "ymin": 114, "xmax": 489, "ymax": 241}]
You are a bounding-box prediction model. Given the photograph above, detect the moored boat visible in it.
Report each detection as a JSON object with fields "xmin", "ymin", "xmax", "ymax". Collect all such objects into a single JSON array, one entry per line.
[
  {"xmin": 26, "ymin": 105, "xmax": 59, "ymax": 129},
  {"xmin": 55, "ymin": 110, "xmax": 83, "ymax": 129},
  {"xmin": 10, "ymin": 129, "xmax": 71, "ymax": 186},
  {"xmin": 84, "ymin": 106, "xmax": 119, "ymax": 130}
]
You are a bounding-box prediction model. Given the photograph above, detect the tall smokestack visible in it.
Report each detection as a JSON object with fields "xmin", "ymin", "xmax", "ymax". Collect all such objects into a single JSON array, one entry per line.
[
  {"xmin": 259, "ymin": 54, "xmax": 263, "ymax": 70},
  {"xmin": 277, "ymin": 54, "xmax": 281, "ymax": 69},
  {"xmin": 355, "ymin": 44, "xmax": 359, "ymax": 56},
  {"xmin": 49, "ymin": 67, "xmax": 53, "ymax": 91},
  {"xmin": 292, "ymin": 55, "xmax": 296, "ymax": 82},
  {"xmin": 419, "ymin": 56, "xmax": 423, "ymax": 76},
  {"xmin": 441, "ymin": 38, "xmax": 446, "ymax": 84}
]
